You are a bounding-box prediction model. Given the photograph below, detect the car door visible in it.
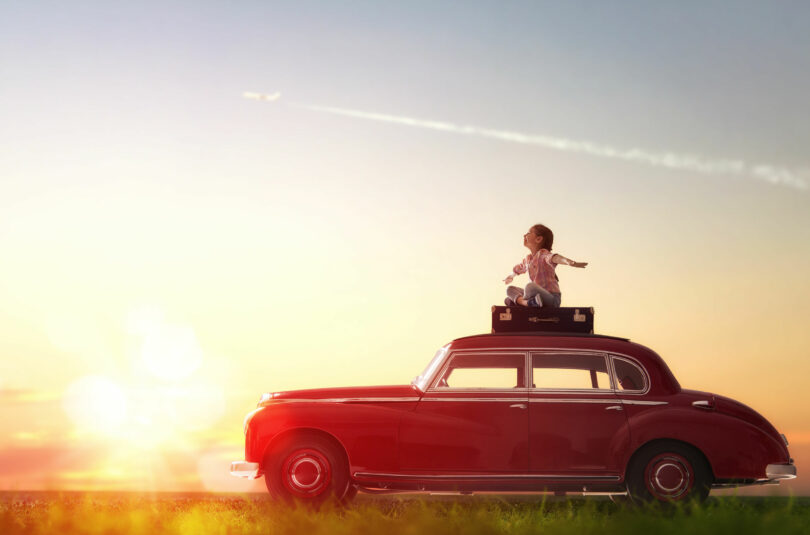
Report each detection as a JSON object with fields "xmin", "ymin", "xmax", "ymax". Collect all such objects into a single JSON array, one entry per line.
[
  {"xmin": 399, "ymin": 351, "xmax": 529, "ymax": 473},
  {"xmin": 529, "ymin": 351, "xmax": 630, "ymax": 476}
]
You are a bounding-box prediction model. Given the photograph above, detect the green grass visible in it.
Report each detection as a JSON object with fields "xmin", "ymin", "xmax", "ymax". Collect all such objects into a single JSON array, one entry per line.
[{"xmin": 1, "ymin": 493, "xmax": 809, "ymax": 535}]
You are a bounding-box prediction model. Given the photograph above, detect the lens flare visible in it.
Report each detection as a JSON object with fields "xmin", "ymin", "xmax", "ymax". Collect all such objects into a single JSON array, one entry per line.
[
  {"xmin": 140, "ymin": 324, "xmax": 203, "ymax": 381},
  {"xmin": 62, "ymin": 375, "xmax": 127, "ymax": 434}
]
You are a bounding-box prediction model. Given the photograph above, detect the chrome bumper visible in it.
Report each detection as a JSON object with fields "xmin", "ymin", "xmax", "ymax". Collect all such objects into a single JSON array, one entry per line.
[
  {"xmin": 766, "ymin": 463, "xmax": 797, "ymax": 480},
  {"xmin": 230, "ymin": 461, "xmax": 260, "ymax": 479}
]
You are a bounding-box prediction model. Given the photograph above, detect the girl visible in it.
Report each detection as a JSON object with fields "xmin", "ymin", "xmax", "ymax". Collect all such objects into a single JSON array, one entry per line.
[{"xmin": 503, "ymin": 224, "xmax": 587, "ymax": 307}]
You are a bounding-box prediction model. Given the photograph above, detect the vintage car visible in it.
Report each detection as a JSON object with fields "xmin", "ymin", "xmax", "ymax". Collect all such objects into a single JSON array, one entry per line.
[{"xmin": 231, "ymin": 332, "xmax": 796, "ymax": 504}]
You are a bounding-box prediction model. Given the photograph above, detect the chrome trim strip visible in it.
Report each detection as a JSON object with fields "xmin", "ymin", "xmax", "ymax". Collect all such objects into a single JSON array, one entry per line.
[
  {"xmin": 266, "ymin": 397, "xmax": 418, "ymax": 404},
  {"xmin": 353, "ymin": 472, "xmax": 621, "ymax": 481},
  {"xmin": 527, "ymin": 387, "xmax": 616, "ymax": 394},
  {"xmin": 422, "ymin": 397, "xmax": 529, "ymax": 402},
  {"xmin": 264, "ymin": 397, "xmax": 667, "ymax": 405},
  {"xmin": 428, "ymin": 386, "xmax": 529, "ymax": 394},
  {"xmin": 530, "ymin": 398, "xmax": 664, "ymax": 406},
  {"xmin": 529, "ymin": 398, "xmax": 618, "ymax": 404}
]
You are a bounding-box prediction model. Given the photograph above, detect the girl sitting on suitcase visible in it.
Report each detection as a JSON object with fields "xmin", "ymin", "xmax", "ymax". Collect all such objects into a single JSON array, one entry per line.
[{"xmin": 503, "ymin": 224, "xmax": 587, "ymax": 307}]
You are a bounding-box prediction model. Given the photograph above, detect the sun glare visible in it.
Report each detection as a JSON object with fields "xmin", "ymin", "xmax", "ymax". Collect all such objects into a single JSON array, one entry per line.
[
  {"xmin": 62, "ymin": 375, "xmax": 127, "ymax": 435},
  {"xmin": 140, "ymin": 323, "xmax": 203, "ymax": 381},
  {"xmin": 53, "ymin": 307, "xmax": 230, "ymax": 489}
]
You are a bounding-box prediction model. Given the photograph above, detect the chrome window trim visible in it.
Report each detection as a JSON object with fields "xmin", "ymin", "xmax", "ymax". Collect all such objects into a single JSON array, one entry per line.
[
  {"xmin": 529, "ymin": 351, "xmax": 615, "ymax": 393},
  {"xmin": 427, "ymin": 350, "xmax": 530, "ymax": 392},
  {"xmin": 422, "ymin": 346, "xmax": 656, "ymax": 397},
  {"xmin": 609, "ymin": 355, "xmax": 650, "ymax": 395},
  {"xmin": 413, "ymin": 345, "xmax": 450, "ymax": 392},
  {"xmin": 353, "ymin": 471, "xmax": 621, "ymax": 481}
]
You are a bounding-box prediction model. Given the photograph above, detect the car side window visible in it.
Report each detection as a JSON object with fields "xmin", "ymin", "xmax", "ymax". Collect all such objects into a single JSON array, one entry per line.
[
  {"xmin": 436, "ymin": 353, "xmax": 525, "ymax": 389},
  {"xmin": 612, "ymin": 357, "xmax": 646, "ymax": 392},
  {"xmin": 531, "ymin": 353, "xmax": 610, "ymax": 390}
]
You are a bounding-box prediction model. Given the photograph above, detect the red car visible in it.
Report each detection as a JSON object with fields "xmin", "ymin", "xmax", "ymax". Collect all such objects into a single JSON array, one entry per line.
[{"xmin": 231, "ymin": 332, "xmax": 796, "ymax": 504}]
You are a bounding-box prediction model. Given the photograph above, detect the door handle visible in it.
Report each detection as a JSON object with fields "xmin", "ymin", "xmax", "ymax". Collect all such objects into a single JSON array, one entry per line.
[
  {"xmin": 692, "ymin": 400, "xmax": 715, "ymax": 410},
  {"xmin": 605, "ymin": 405, "xmax": 623, "ymax": 411},
  {"xmin": 509, "ymin": 403, "xmax": 528, "ymax": 409}
]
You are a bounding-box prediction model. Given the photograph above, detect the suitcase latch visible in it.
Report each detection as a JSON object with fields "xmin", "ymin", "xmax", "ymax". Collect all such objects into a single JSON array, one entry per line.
[
  {"xmin": 499, "ymin": 309, "xmax": 512, "ymax": 321},
  {"xmin": 573, "ymin": 309, "xmax": 586, "ymax": 322}
]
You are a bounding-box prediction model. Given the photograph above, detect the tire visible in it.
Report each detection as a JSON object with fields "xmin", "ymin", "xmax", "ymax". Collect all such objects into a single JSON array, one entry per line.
[
  {"xmin": 342, "ymin": 484, "xmax": 359, "ymax": 503},
  {"xmin": 264, "ymin": 434, "xmax": 350, "ymax": 507},
  {"xmin": 626, "ymin": 441, "xmax": 711, "ymax": 505},
  {"xmin": 609, "ymin": 494, "xmax": 631, "ymax": 505}
]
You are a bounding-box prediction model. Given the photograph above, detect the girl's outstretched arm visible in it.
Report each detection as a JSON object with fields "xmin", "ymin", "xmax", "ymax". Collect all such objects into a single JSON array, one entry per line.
[
  {"xmin": 551, "ymin": 253, "xmax": 588, "ymax": 268},
  {"xmin": 504, "ymin": 259, "xmax": 528, "ymax": 283}
]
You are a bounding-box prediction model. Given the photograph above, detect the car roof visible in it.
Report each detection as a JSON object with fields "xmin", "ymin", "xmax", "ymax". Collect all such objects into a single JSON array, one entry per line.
[{"xmin": 453, "ymin": 332, "xmax": 630, "ymax": 343}]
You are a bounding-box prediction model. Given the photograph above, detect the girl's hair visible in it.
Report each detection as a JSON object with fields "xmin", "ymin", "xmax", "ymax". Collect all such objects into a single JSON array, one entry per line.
[{"xmin": 531, "ymin": 224, "xmax": 554, "ymax": 251}]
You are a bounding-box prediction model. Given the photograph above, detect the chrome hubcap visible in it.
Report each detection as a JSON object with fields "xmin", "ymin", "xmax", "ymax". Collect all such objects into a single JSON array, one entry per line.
[
  {"xmin": 281, "ymin": 448, "xmax": 331, "ymax": 497},
  {"xmin": 645, "ymin": 454, "xmax": 693, "ymax": 500}
]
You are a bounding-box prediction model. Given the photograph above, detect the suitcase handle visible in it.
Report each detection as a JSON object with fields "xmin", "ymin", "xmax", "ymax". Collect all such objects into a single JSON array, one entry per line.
[{"xmin": 528, "ymin": 317, "xmax": 560, "ymax": 323}]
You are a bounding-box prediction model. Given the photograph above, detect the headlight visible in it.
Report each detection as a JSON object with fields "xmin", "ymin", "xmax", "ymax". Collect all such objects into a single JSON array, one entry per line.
[{"xmin": 781, "ymin": 433, "xmax": 789, "ymax": 447}]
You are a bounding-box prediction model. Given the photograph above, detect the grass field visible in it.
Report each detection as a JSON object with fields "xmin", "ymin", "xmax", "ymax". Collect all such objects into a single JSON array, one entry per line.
[{"xmin": 1, "ymin": 492, "xmax": 808, "ymax": 535}]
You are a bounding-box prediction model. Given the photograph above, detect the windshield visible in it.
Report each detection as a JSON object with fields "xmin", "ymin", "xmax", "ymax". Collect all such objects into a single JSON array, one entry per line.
[{"xmin": 412, "ymin": 345, "xmax": 449, "ymax": 391}]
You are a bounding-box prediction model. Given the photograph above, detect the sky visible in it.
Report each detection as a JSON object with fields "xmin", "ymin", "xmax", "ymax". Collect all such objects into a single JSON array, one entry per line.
[{"xmin": 1, "ymin": 0, "xmax": 809, "ymax": 494}]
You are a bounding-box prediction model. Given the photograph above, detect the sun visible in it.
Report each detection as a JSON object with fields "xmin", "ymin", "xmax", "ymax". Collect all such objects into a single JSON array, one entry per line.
[{"xmin": 62, "ymin": 375, "xmax": 128, "ymax": 435}]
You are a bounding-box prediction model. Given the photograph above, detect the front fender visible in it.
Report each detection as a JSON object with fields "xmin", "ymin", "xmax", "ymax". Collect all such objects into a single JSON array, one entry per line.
[{"xmin": 247, "ymin": 401, "xmax": 418, "ymax": 473}]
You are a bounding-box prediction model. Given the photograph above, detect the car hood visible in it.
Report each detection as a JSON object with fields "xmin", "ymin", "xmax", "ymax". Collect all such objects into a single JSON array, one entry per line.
[{"xmin": 270, "ymin": 384, "xmax": 421, "ymax": 401}]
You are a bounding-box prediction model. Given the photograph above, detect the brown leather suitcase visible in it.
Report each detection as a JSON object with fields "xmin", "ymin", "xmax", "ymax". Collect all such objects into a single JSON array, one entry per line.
[{"xmin": 491, "ymin": 306, "xmax": 594, "ymax": 334}]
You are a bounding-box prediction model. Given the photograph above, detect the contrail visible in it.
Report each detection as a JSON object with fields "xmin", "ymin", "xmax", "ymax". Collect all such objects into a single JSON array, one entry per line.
[
  {"xmin": 242, "ymin": 92, "xmax": 807, "ymax": 190},
  {"xmin": 291, "ymin": 103, "xmax": 807, "ymax": 191}
]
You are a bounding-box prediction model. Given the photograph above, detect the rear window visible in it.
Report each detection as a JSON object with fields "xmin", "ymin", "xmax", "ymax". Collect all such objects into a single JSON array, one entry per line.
[{"xmin": 612, "ymin": 357, "xmax": 646, "ymax": 392}]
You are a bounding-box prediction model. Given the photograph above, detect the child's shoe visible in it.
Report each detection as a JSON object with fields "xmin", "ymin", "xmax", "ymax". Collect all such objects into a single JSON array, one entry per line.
[
  {"xmin": 504, "ymin": 297, "xmax": 515, "ymax": 306},
  {"xmin": 526, "ymin": 296, "xmax": 543, "ymax": 307}
]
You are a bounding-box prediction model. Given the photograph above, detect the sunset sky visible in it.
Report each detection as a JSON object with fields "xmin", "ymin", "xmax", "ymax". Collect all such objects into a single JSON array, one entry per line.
[{"xmin": 1, "ymin": 1, "xmax": 809, "ymax": 494}]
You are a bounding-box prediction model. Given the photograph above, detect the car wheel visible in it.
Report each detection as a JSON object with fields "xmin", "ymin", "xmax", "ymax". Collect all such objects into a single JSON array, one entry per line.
[
  {"xmin": 264, "ymin": 434, "xmax": 350, "ymax": 506},
  {"xmin": 627, "ymin": 441, "xmax": 711, "ymax": 504}
]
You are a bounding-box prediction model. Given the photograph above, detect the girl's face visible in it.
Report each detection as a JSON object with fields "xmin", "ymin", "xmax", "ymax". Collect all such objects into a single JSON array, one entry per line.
[{"xmin": 523, "ymin": 228, "xmax": 543, "ymax": 249}]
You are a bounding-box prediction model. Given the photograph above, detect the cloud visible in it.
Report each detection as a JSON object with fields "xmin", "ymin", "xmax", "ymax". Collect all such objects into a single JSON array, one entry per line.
[
  {"xmin": 0, "ymin": 444, "xmax": 106, "ymax": 479},
  {"xmin": 288, "ymin": 103, "xmax": 808, "ymax": 191},
  {"xmin": 0, "ymin": 388, "xmax": 60, "ymax": 405}
]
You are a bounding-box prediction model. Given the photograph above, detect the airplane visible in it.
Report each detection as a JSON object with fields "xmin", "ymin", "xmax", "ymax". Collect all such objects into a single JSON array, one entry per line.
[{"xmin": 243, "ymin": 91, "xmax": 281, "ymax": 101}]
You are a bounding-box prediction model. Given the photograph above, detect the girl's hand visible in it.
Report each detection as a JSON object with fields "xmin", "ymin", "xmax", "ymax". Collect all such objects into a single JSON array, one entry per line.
[
  {"xmin": 572, "ymin": 262, "xmax": 588, "ymax": 268},
  {"xmin": 503, "ymin": 275, "xmax": 514, "ymax": 284}
]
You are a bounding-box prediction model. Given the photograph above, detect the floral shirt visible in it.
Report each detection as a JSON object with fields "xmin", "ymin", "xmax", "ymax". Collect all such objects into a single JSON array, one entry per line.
[{"xmin": 512, "ymin": 249, "xmax": 560, "ymax": 294}]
